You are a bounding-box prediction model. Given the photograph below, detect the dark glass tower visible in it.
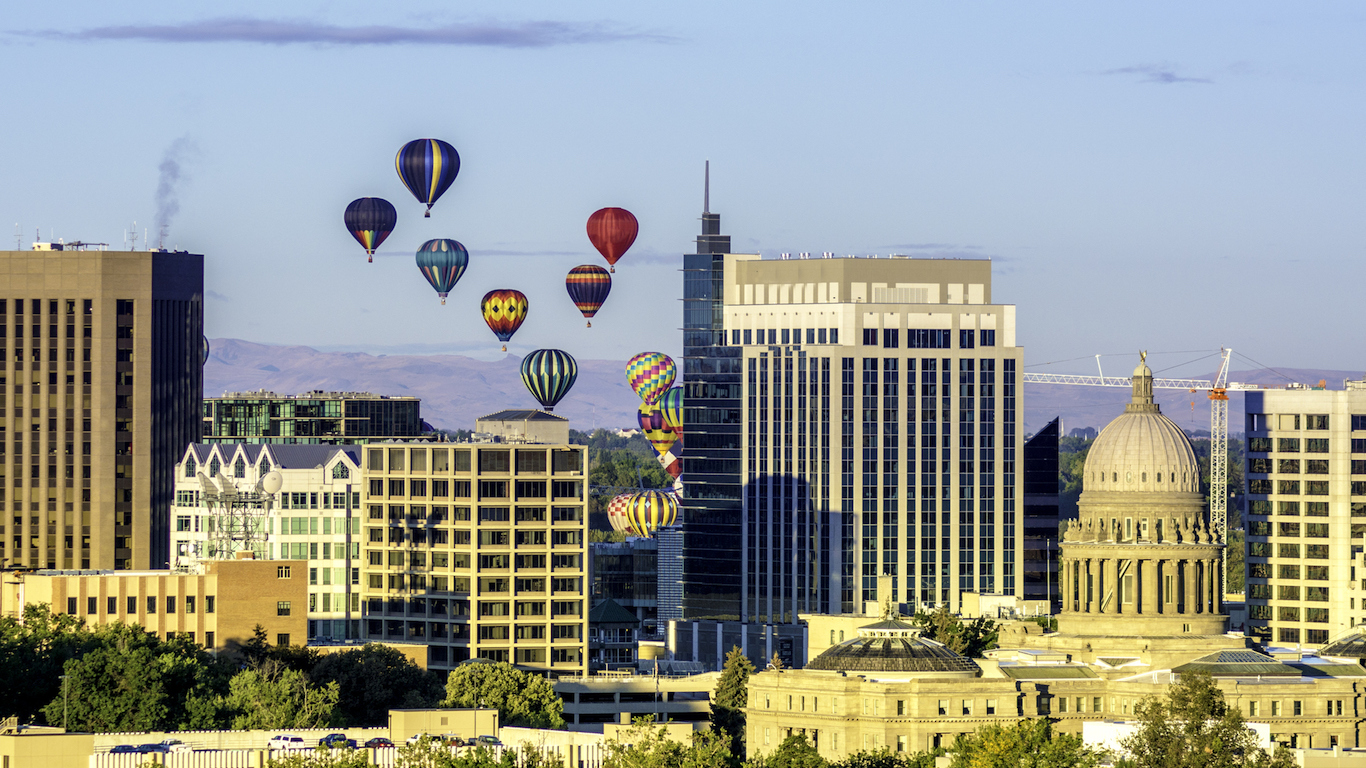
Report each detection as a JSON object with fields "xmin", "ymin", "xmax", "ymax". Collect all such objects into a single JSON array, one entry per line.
[
  {"xmin": 1022, "ymin": 417, "xmax": 1061, "ymax": 608},
  {"xmin": 680, "ymin": 164, "xmax": 744, "ymax": 620}
]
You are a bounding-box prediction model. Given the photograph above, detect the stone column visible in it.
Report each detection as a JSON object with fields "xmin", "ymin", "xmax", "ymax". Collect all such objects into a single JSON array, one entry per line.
[
  {"xmin": 1138, "ymin": 559, "xmax": 1152, "ymax": 616},
  {"xmin": 1184, "ymin": 559, "xmax": 1196, "ymax": 615},
  {"xmin": 1087, "ymin": 559, "xmax": 1097, "ymax": 614},
  {"xmin": 1212, "ymin": 559, "xmax": 1223, "ymax": 615},
  {"xmin": 1105, "ymin": 558, "xmax": 1119, "ymax": 614}
]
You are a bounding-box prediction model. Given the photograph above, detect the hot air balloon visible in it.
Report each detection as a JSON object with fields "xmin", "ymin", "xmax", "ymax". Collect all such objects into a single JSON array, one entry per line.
[
  {"xmin": 396, "ymin": 139, "xmax": 461, "ymax": 218},
  {"xmin": 344, "ymin": 197, "xmax": 396, "ymax": 262},
  {"xmin": 520, "ymin": 349, "xmax": 577, "ymax": 411},
  {"xmin": 415, "ymin": 239, "xmax": 469, "ymax": 305},
  {"xmin": 481, "ymin": 290, "xmax": 528, "ymax": 351},
  {"xmin": 606, "ymin": 493, "xmax": 633, "ymax": 533},
  {"xmin": 565, "ymin": 265, "xmax": 611, "ymax": 327},
  {"xmin": 637, "ymin": 401, "xmax": 678, "ymax": 457},
  {"xmin": 625, "ymin": 489, "xmax": 678, "ymax": 537},
  {"xmin": 201, "ymin": 335, "xmax": 210, "ymax": 366},
  {"xmin": 586, "ymin": 207, "xmax": 638, "ymax": 273},
  {"xmin": 625, "ymin": 352, "xmax": 676, "ymax": 405},
  {"xmin": 663, "ymin": 456, "xmax": 682, "ymax": 481},
  {"xmin": 659, "ymin": 386, "xmax": 684, "ymax": 436}
]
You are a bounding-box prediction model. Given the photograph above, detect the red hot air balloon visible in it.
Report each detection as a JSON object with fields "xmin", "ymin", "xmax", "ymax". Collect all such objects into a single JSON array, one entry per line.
[{"xmin": 586, "ymin": 208, "xmax": 638, "ymax": 273}]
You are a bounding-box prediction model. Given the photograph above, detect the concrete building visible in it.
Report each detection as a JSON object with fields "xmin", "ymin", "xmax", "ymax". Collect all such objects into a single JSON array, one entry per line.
[
  {"xmin": 358, "ymin": 410, "xmax": 588, "ymax": 675},
  {"xmin": 0, "ymin": 555, "xmax": 306, "ymax": 652},
  {"xmin": 745, "ymin": 360, "xmax": 1366, "ymax": 761},
  {"xmin": 171, "ymin": 443, "xmax": 362, "ymax": 641},
  {"xmin": 556, "ymin": 671, "xmax": 719, "ymax": 731},
  {"xmin": 0, "ymin": 246, "xmax": 203, "ymax": 571},
  {"xmin": 1243, "ymin": 380, "xmax": 1366, "ymax": 646},
  {"xmin": 203, "ymin": 390, "xmax": 427, "ymax": 445}
]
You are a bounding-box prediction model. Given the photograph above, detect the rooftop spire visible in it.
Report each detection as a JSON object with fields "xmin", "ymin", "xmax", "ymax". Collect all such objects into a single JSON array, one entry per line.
[
  {"xmin": 1127, "ymin": 350, "xmax": 1159, "ymax": 413},
  {"xmin": 704, "ymin": 160, "xmax": 710, "ymax": 214}
]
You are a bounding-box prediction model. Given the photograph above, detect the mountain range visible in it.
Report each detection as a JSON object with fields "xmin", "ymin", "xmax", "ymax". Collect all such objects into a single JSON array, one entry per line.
[{"xmin": 205, "ymin": 339, "xmax": 1363, "ymax": 434}]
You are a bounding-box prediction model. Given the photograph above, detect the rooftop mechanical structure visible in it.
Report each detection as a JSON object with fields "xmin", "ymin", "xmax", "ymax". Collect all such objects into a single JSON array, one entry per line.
[{"xmin": 195, "ymin": 470, "xmax": 282, "ymax": 560}]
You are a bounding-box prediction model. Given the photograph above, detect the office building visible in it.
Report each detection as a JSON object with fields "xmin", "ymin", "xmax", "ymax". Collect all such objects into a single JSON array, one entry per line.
[
  {"xmin": 1022, "ymin": 418, "xmax": 1061, "ymax": 608},
  {"xmin": 0, "ymin": 246, "xmax": 202, "ymax": 571},
  {"xmin": 1243, "ymin": 381, "xmax": 1366, "ymax": 646},
  {"xmin": 203, "ymin": 390, "xmax": 428, "ymax": 444},
  {"xmin": 358, "ymin": 410, "xmax": 588, "ymax": 675},
  {"xmin": 590, "ymin": 536, "xmax": 659, "ymax": 633},
  {"xmin": 172, "ymin": 443, "xmax": 362, "ymax": 641},
  {"xmin": 0, "ymin": 555, "xmax": 306, "ymax": 653}
]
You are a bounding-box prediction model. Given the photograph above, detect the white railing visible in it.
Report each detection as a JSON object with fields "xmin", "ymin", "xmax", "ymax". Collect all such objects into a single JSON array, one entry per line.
[{"xmin": 90, "ymin": 744, "xmax": 606, "ymax": 768}]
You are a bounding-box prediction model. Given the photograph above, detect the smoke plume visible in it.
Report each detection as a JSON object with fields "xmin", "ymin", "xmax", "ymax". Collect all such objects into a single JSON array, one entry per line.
[{"xmin": 154, "ymin": 137, "xmax": 195, "ymax": 247}]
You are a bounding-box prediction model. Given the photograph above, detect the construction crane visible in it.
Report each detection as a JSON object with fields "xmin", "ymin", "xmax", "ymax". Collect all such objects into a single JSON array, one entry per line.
[{"xmin": 1023, "ymin": 348, "xmax": 1254, "ymax": 587}]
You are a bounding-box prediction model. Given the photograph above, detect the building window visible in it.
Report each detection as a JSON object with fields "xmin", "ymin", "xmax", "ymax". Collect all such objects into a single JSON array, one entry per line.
[
  {"xmin": 980, "ymin": 329, "xmax": 996, "ymax": 347},
  {"xmin": 938, "ymin": 700, "xmax": 948, "ymax": 716},
  {"xmin": 278, "ymin": 566, "xmax": 291, "ymax": 578},
  {"xmin": 1271, "ymin": 701, "xmax": 1282, "ymax": 716},
  {"xmin": 863, "ymin": 329, "xmax": 878, "ymax": 346},
  {"xmin": 1248, "ymin": 701, "xmax": 1259, "ymax": 717},
  {"xmin": 959, "ymin": 329, "xmax": 975, "ymax": 349},
  {"xmin": 278, "ymin": 601, "xmax": 292, "ymax": 616},
  {"xmin": 986, "ymin": 699, "xmax": 996, "ymax": 715},
  {"xmin": 883, "ymin": 329, "xmax": 899, "ymax": 348},
  {"xmin": 277, "ymin": 634, "xmax": 290, "ymax": 646}
]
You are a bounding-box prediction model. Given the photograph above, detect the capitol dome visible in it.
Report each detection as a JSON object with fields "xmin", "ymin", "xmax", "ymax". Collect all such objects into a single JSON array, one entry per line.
[
  {"xmin": 1082, "ymin": 355, "xmax": 1200, "ymax": 495},
  {"xmin": 806, "ymin": 618, "xmax": 981, "ymax": 676}
]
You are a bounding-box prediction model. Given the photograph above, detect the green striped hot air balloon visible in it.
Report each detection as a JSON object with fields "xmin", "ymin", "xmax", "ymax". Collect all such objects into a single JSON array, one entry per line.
[{"xmin": 520, "ymin": 349, "xmax": 577, "ymax": 411}]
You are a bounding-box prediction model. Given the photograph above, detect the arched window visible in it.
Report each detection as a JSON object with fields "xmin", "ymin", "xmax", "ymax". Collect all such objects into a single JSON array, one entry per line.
[
  {"xmin": 209, "ymin": 457, "xmax": 220, "ymax": 476},
  {"xmin": 332, "ymin": 463, "xmax": 350, "ymax": 480},
  {"xmin": 259, "ymin": 456, "xmax": 273, "ymax": 473},
  {"xmin": 184, "ymin": 458, "xmax": 197, "ymax": 478},
  {"xmin": 234, "ymin": 456, "xmax": 246, "ymax": 478}
]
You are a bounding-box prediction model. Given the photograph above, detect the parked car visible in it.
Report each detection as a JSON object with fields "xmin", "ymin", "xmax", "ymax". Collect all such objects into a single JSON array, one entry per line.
[
  {"xmin": 474, "ymin": 736, "xmax": 503, "ymax": 747},
  {"xmin": 109, "ymin": 745, "xmax": 139, "ymax": 754},
  {"xmin": 439, "ymin": 734, "xmax": 465, "ymax": 747},
  {"xmin": 160, "ymin": 739, "xmax": 193, "ymax": 753},
  {"xmin": 268, "ymin": 735, "xmax": 308, "ymax": 750},
  {"xmin": 364, "ymin": 737, "xmax": 395, "ymax": 749},
  {"xmin": 136, "ymin": 743, "xmax": 171, "ymax": 753},
  {"xmin": 318, "ymin": 733, "xmax": 357, "ymax": 749},
  {"xmin": 406, "ymin": 733, "xmax": 433, "ymax": 746}
]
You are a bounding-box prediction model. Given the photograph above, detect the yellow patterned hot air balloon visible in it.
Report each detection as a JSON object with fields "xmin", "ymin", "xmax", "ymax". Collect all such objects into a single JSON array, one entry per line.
[
  {"xmin": 637, "ymin": 401, "xmax": 678, "ymax": 457},
  {"xmin": 625, "ymin": 489, "xmax": 678, "ymax": 537}
]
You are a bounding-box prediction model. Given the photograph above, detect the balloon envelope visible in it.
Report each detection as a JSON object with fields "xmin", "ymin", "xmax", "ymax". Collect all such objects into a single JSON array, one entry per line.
[
  {"xmin": 416, "ymin": 239, "xmax": 469, "ymax": 304},
  {"xmin": 625, "ymin": 352, "xmax": 676, "ymax": 405},
  {"xmin": 637, "ymin": 401, "xmax": 678, "ymax": 457},
  {"xmin": 396, "ymin": 139, "xmax": 461, "ymax": 217},
  {"xmin": 344, "ymin": 198, "xmax": 396, "ymax": 262},
  {"xmin": 606, "ymin": 494, "xmax": 633, "ymax": 533},
  {"xmin": 586, "ymin": 207, "xmax": 638, "ymax": 272},
  {"xmin": 520, "ymin": 349, "xmax": 578, "ymax": 411},
  {"xmin": 659, "ymin": 387, "xmax": 684, "ymax": 435},
  {"xmin": 481, "ymin": 290, "xmax": 528, "ymax": 345},
  {"xmin": 625, "ymin": 489, "xmax": 678, "ymax": 537},
  {"xmin": 565, "ymin": 265, "xmax": 611, "ymax": 324}
]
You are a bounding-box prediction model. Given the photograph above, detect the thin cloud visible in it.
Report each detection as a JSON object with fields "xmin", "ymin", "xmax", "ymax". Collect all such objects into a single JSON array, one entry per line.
[
  {"xmin": 29, "ymin": 17, "xmax": 672, "ymax": 48},
  {"xmin": 205, "ymin": 289, "xmax": 229, "ymax": 301},
  {"xmin": 1103, "ymin": 64, "xmax": 1212, "ymax": 85}
]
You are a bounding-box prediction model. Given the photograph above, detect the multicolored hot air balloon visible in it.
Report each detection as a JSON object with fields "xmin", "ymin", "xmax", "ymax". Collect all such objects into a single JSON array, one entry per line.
[
  {"xmin": 637, "ymin": 401, "xmax": 678, "ymax": 457},
  {"xmin": 659, "ymin": 386, "xmax": 684, "ymax": 437},
  {"xmin": 606, "ymin": 493, "xmax": 633, "ymax": 533},
  {"xmin": 586, "ymin": 207, "xmax": 638, "ymax": 273},
  {"xmin": 565, "ymin": 265, "xmax": 612, "ymax": 327},
  {"xmin": 625, "ymin": 489, "xmax": 678, "ymax": 537},
  {"xmin": 415, "ymin": 239, "xmax": 469, "ymax": 305},
  {"xmin": 520, "ymin": 349, "xmax": 578, "ymax": 411},
  {"xmin": 396, "ymin": 139, "xmax": 461, "ymax": 218},
  {"xmin": 625, "ymin": 352, "xmax": 676, "ymax": 405},
  {"xmin": 481, "ymin": 290, "xmax": 528, "ymax": 351},
  {"xmin": 344, "ymin": 197, "xmax": 396, "ymax": 262}
]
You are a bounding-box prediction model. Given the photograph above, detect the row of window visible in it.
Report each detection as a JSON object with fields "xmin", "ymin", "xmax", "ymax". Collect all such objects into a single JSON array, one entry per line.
[
  {"xmin": 1246, "ymin": 479, "xmax": 1366, "ymax": 495},
  {"xmin": 365, "ymin": 447, "xmax": 583, "ymax": 474},
  {"xmin": 1247, "ymin": 584, "xmax": 1330, "ymax": 601},
  {"xmin": 1247, "ymin": 564, "xmax": 1330, "ymax": 581},
  {"xmin": 365, "ymin": 528, "xmax": 582, "ymax": 549},
  {"xmin": 1247, "ymin": 543, "xmax": 1331, "ymax": 558},
  {"xmin": 859, "ymin": 329, "xmax": 997, "ymax": 350},
  {"xmin": 1247, "ymin": 437, "xmax": 1332, "ymax": 453},
  {"xmin": 367, "ymin": 478, "xmax": 584, "ymax": 501},
  {"xmin": 66, "ymin": 594, "xmax": 216, "ymax": 615},
  {"xmin": 1247, "ymin": 521, "xmax": 1331, "ymax": 538},
  {"xmin": 1248, "ymin": 500, "xmax": 1331, "ymax": 517},
  {"xmin": 366, "ymin": 504, "xmax": 582, "ymax": 524},
  {"xmin": 736, "ymin": 328, "xmax": 839, "ymax": 346},
  {"xmin": 1248, "ymin": 605, "xmax": 1330, "ymax": 622}
]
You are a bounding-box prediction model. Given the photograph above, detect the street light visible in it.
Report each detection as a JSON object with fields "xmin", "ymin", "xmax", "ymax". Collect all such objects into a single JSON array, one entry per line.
[{"xmin": 59, "ymin": 674, "xmax": 68, "ymax": 730}]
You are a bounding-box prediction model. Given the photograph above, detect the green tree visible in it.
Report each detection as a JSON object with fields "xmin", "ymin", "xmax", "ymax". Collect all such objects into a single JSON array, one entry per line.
[
  {"xmin": 754, "ymin": 733, "xmax": 827, "ymax": 768},
  {"xmin": 1120, "ymin": 672, "xmax": 1294, "ymax": 768},
  {"xmin": 604, "ymin": 718, "xmax": 736, "ymax": 768},
  {"xmin": 267, "ymin": 747, "xmax": 373, "ymax": 768},
  {"xmin": 441, "ymin": 661, "xmax": 565, "ymax": 729},
  {"xmin": 220, "ymin": 666, "xmax": 339, "ymax": 730},
  {"xmin": 909, "ymin": 607, "xmax": 998, "ymax": 657},
  {"xmin": 832, "ymin": 748, "xmax": 942, "ymax": 768},
  {"xmin": 947, "ymin": 718, "xmax": 1102, "ymax": 768},
  {"xmin": 241, "ymin": 624, "xmax": 320, "ymax": 672},
  {"xmin": 0, "ymin": 605, "xmax": 96, "ymax": 724},
  {"xmin": 310, "ymin": 643, "xmax": 444, "ymax": 726},
  {"xmin": 712, "ymin": 646, "xmax": 755, "ymax": 758}
]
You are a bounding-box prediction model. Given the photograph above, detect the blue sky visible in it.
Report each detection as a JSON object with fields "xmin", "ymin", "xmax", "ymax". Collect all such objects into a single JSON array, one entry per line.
[{"xmin": 3, "ymin": 2, "xmax": 1364, "ymax": 377}]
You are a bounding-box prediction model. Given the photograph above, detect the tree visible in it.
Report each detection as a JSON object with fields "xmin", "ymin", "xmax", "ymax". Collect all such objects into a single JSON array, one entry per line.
[
  {"xmin": 756, "ymin": 733, "xmax": 827, "ymax": 768},
  {"xmin": 832, "ymin": 749, "xmax": 941, "ymax": 768},
  {"xmin": 909, "ymin": 607, "xmax": 998, "ymax": 658},
  {"xmin": 220, "ymin": 666, "xmax": 339, "ymax": 730},
  {"xmin": 712, "ymin": 646, "xmax": 755, "ymax": 758},
  {"xmin": 241, "ymin": 624, "xmax": 320, "ymax": 672},
  {"xmin": 442, "ymin": 661, "xmax": 565, "ymax": 729},
  {"xmin": 1120, "ymin": 672, "xmax": 1295, "ymax": 768},
  {"xmin": 268, "ymin": 747, "xmax": 373, "ymax": 768},
  {"xmin": 310, "ymin": 643, "xmax": 444, "ymax": 726},
  {"xmin": 947, "ymin": 718, "xmax": 1102, "ymax": 768},
  {"xmin": 604, "ymin": 718, "xmax": 736, "ymax": 768},
  {"xmin": 767, "ymin": 653, "xmax": 785, "ymax": 671},
  {"xmin": 0, "ymin": 604, "xmax": 97, "ymax": 724}
]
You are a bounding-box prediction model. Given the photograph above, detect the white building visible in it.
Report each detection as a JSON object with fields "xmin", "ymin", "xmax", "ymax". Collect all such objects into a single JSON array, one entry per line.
[{"xmin": 172, "ymin": 443, "xmax": 362, "ymax": 641}]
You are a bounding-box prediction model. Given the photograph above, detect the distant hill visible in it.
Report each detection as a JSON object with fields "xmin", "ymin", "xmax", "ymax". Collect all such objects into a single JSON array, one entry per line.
[{"xmin": 205, "ymin": 339, "xmax": 1362, "ymax": 434}]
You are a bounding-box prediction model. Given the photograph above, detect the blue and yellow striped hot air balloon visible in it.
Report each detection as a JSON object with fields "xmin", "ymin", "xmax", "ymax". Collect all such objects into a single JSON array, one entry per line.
[
  {"xmin": 415, "ymin": 239, "xmax": 469, "ymax": 305},
  {"xmin": 625, "ymin": 352, "xmax": 676, "ymax": 405},
  {"xmin": 396, "ymin": 139, "xmax": 461, "ymax": 218},
  {"xmin": 626, "ymin": 489, "xmax": 678, "ymax": 538},
  {"xmin": 659, "ymin": 386, "xmax": 684, "ymax": 437},
  {"xmin": 520, "ymin": 349, "xmax": 577, "ymax": 411}
]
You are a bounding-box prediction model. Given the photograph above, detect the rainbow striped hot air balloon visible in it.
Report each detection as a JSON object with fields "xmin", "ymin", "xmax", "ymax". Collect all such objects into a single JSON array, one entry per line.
[
  {"xmin": 637, "ymin": 401, "xmax": 678, "ymax": 458},
  {"xmin": 520, "ymin": 349, "xmax": 578, "ymax": 412},
  {"xmin": 415, "ymin": 239, "xmax": 468, "ymax": 304},
  {"xmin": 396, "ymin": 139, "xmax": 461, "ymax": 218},
  {"xmin": 625, "ymin": 489, "xmax": 678, "ymax": 537},
  {"xmin": 565, "ymin": 265, "xmax": 611, "ymax": 327},
  {"xmin": 481, "ymin": 290, "xmax": 528, "ymax": 351},
  {"xmin": 343, "ymin": 197, "xmax": 396, "ymax": 263},
  {"xmin": 606, "ymin": 494, "xmax": 633, "ymax": 533},
  {"xmin": 625, "ymin": 352, "xmax": 676, "ymax": 405}
]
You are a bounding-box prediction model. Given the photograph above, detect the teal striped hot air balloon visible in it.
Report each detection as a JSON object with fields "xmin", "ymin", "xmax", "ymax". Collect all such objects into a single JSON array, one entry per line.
[
  {"xmin": 520, "ymin": 349, "xmax": 578, "ymax": 411},
  {"xmin": 415, "ymin": 239, "xmax": 469, "ymax": 304}
]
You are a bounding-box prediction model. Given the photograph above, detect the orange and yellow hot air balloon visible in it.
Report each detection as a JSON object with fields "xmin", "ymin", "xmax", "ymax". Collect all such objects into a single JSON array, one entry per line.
[{"xmin": 481, "ymin": 289, "xmax": 528, "ymax": 352}]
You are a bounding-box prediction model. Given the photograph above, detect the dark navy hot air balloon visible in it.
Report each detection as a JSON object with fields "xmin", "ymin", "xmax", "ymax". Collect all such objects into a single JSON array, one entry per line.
[
  {"xmin": 415, "ymin": 239, "xmax": 469, "ymax": 305},
  {"xmin": 344, "ymin": 197, "xmax": 396, "ymax": 263},
  {"xmin": 396, "ymin": 139, "xmax": 461, "ymax": 218},
  {"xmin": 520, "ymin": 349, "xmax": 577, "ymax": 411},
  {"xmin": 565, "ymin": 265, "xmax": 611, "ymax": 327}
]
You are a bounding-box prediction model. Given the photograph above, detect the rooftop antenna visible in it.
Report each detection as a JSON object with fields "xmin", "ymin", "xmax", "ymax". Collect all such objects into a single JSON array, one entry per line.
[
  {"xmin": 704, "ymin": 160, "xmax": 710, "ymax": 214},
  {"xmin": 127, "ymin": 222, "xmax": 139, "ymax": 252},
  {"xmin": 158, "ymin": 225, "xmax": 168, "ymax": 250},
  {"xmin": 13, "ymin": 224, "xmax": 18, "ymax": 251}
]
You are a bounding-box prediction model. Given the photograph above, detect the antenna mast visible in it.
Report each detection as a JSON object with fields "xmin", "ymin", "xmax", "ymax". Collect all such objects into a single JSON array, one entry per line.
[{"xmin": 704, "ymin": 161, "xmax": 710, "ymax": 214}]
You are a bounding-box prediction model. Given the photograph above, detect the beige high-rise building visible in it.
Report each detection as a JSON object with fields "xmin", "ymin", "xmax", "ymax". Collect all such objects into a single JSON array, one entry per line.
[
  {"xmin": 1243, "ymin": 381, "xmax": 1366, "ymax": 647},
  {"xmin": 0, "ymin": 246, "xmax": 203, "ymax": 572},
  {"xmin": 359, "ymin": 410, "xmax": 588, "ymax": 675}
]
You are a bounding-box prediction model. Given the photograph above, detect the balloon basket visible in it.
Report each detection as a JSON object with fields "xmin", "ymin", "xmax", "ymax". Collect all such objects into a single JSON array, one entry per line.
[
  {"xmin": 367, "ymin": 255, "xmax": 373, "ymax": 263},
  {"xmin": 501, "ymin": 345, "xmax": 507, "ymax": 352},
  {"xmin": 586, "ymin": 321, "xmax": 592, "ymax": 328},
  {"xmin": 424, "ymin": 210, "xmax": 431, "ymax": 218},
  {"xmin": 609, "ymin": 266, "xmax": 615, "ymax": 273},
  {"xmin": 440, "ymin": 298, "xmax": 446, "ymax": 305}
]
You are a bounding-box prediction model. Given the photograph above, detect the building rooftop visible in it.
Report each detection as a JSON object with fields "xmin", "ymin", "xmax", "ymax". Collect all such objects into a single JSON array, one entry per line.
[
  {"xmin": 806, "ymin": 617, "xmax": 981, "ymax": 675},
  {"xmin": 589, "ymin": 599, "xmax": 642, "ymax": 626},
  {"xmin": 478, "ymin": 409, "xmax": 568, "ymax": 422},
  {"xmin": 185, "ymin": 444, "xmax": 359, "ymax": 469},
  {"xmin": 212, "ymin": 390, "xmax": 419, "ymax": 401}
]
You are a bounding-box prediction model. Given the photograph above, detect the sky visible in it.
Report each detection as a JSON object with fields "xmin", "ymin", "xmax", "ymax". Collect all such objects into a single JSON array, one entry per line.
[{"xmin": 3, "ymin": 2, "xmax": 1365, "ymax": 378}]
